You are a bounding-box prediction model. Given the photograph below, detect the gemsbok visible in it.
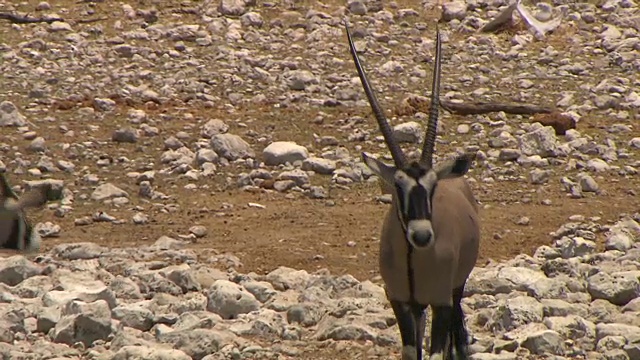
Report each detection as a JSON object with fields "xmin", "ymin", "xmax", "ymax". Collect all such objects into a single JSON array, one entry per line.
[
  {"xmin": 345, "ymin": 22, "xmax": 480, "ymax": 360},
  {"xmin": 0, "ymin": 173, "xmax": 49, "ymax": 252}
]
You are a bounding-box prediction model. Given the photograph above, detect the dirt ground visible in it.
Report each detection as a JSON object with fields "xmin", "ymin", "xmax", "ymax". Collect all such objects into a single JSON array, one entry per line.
[
  {"xmin": 16, "ymin": 102, "xmax": 640, "ymax": 282},
  {"xmin": 1, "ymin": 0, "xmax": 638, "ymax": 283}
]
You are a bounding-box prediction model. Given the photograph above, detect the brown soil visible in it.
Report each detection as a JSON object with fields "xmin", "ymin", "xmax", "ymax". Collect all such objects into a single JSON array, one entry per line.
[{"xmin": 18, "ymin": 102, "xmax": 640, "ymax": 280}]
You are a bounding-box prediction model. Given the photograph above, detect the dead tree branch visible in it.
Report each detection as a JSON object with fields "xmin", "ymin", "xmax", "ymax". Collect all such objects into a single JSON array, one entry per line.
[
  {"xmin": 440, "ymin": 100, "xmax": 554, "ymax": 116},
  {"xmin": 0, "ymin": 12, "xmax": 63, "ymax": 24},
  {"xmin": 75, "ymin": 17, "xmax": 109, "ymax": 24}
]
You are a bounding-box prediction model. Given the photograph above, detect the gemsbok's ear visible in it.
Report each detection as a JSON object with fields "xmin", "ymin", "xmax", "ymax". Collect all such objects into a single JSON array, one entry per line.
[
  {"xmin": 362, "ymin": 152, "xmax": 397, "ymax": 187},
  {"xmin": 0, "ymin": 173, "xmax": 15, "ymax": 199},
  {"xmin": 436, "ymin": 152, "xmax": 476, "ymax": 180}
]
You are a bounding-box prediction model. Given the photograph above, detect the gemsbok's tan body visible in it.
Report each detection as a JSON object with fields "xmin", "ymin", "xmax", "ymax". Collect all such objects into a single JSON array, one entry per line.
[
  {"xmin": 344, "ymin": 21, "xmax": 480, "ymax": 360},
  {"xmin": 380, "ymin": 177, "xmax": 479, "ymax": 306}
]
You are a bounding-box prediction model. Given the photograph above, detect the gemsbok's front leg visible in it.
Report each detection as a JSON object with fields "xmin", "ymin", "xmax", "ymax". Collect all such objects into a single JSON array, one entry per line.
[
  {"xmin": 391, "ymin": 301, "xmax": 424, "ymax": 360},
  {"xmin": 412, "ymin": 304, "xmax": 428, "ymax": 360},
  {"xmin": 429, "ymin": 306, "xmax": 453, "ymax": 360},
  {"xmin": 451, "ymin": 285, "xmax": 470, "ymax": 360}
]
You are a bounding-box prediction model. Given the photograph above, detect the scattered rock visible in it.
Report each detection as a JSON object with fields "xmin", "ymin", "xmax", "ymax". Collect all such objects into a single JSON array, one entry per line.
[
  {"xmin": 219, "ymin": 0, "xmax": 249, "ymax": 16},
  {"xmin": 442, "ymin": 1, "xmax": 467, "ymax": 22},
  {"xmin": 0, "ymin": 256, "xmax": 42, "ymax": 286},
  {"xmin": 210, "ymin": 134, "xmax": 255, "ymax": 161},
  {"xmin": 587, "ymin": 271, "xmax": 640, "ymax": 306},
  {"xmin": 206, "ymin": 280, "xmax": 260, "ymax": 319},
  {"xmin": 112, "ymin": 127, "xmax": 139, "ymax": 143},
  {"xmin": 301, "ymin": 157, "xmax": 336, "ymax": 175},
  {"xmin": 91, "ymin": 183, "xmax": 129, "ymax": 201},
  {"xmin": 200, "ymin": 119, "xmax": 229, "ymax": 138},
  {"xmin": 393, "ymin": 121, "xmax": 423, "ymax": 143},
  {"xmin": 519, "ymin": 124, "xmax": 558, "ymax": 157},
  {"xmin": 263, "ymin": 141, "xmax": 309, "ymax": 166},
  {"xmin": 0, "ymin": 101, "xmax": 27, "ymax": 127},
  {"xmin": 520, "ymin": 330, "xmax": 564, "ymax": 355}
]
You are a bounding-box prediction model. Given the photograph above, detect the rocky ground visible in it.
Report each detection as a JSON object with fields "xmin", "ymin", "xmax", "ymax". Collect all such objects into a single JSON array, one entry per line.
[{"xmin": 0, "ymin": 0, "xmax": 639, "ymax": 359}]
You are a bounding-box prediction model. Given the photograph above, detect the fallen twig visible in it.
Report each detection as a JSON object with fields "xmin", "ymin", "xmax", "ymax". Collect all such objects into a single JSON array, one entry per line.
[
  {"xmin": 171, "ymin": 7, "xmax": 199, "ymax": 15},
  {"xmin": 0, "ymin": 12, "xmax": 63, "ymax": 24},
  {"xmin": 440, "ymin": 100, "xmax": 554, "ymax": 115},
  {"xmin": 479, "ymin": 1, "xmax": 518, "ymax": 33},
  {"xmin": 75, "ymin": 17, "xmax": 109, "ymax": 24}
]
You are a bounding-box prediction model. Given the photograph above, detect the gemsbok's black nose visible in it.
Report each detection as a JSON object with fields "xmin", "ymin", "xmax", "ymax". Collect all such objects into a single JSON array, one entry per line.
[{"xmin": 412, "ymin": 231, "xmax": 432, "ymax": 247}]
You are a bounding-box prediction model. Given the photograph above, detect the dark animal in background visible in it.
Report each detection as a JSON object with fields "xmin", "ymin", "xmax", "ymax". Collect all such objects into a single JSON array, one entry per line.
[
  {"xmin": 531, "ymin": 112, "xmax": 576, "ymax": 135},
  {"xmin": 0, "ymin": 173, "xmax": 49, "ymax": 252}
]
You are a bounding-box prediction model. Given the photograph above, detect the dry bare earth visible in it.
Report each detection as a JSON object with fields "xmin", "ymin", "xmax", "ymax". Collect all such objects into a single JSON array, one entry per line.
[{"xmin": 1, "ymin": 0, "xmax": 640, "ymax": 359}]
